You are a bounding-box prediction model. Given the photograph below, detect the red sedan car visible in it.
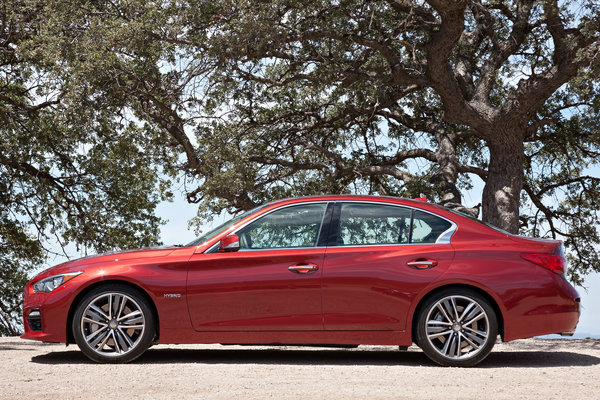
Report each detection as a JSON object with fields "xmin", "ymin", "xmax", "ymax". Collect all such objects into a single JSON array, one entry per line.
[{"xmin": 22, "ymin": 195, "xmax": 580, "ymax": 366}]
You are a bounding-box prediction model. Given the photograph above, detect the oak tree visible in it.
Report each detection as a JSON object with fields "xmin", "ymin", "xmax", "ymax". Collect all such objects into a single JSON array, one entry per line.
[
  {"xmin": 34, "ymin": 0, "xmax": 599, "ymax": 281},
  {"xmin": 2, "ymin": 0, "xmax": 600, "ymax": 336}
]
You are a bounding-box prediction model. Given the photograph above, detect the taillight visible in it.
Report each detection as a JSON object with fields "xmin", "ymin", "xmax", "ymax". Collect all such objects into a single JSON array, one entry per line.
[{"xmin": 521, "ymin": 253, "xmax": 565, "ymax": 274}]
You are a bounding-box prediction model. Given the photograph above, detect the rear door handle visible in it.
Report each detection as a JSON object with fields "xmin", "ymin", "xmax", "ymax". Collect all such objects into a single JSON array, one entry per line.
[
  {"xmin": 407, "ymin": 259, "xmax": 438, "ymax": 269},
  {"xmin": 288, "ymin": 264, "xmax": 319, "ymax": 274}
]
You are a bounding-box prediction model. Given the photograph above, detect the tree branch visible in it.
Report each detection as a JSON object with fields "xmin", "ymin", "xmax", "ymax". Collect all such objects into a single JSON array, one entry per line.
[{"xmin": 472, "ymin": 1, "xmax": 534, "ymax": 103}]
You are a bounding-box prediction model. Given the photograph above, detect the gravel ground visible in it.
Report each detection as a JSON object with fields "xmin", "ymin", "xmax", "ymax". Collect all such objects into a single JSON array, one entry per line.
[{"xmin": 1, "ymin": 337, "xmax": 599, "ymax": 399}]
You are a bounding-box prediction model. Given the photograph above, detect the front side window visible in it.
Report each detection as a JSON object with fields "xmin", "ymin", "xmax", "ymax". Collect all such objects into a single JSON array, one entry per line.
[
  {"xmin": 338, "ymin": 203, "xmax": 412, "ymax": 245},
  {"xmin": 185, "ymin": 204, "xmax": 268, "ymax": 246},
  {"xmin": 237, "ymin": 203, "xmax": 327, "ymax": 249}
]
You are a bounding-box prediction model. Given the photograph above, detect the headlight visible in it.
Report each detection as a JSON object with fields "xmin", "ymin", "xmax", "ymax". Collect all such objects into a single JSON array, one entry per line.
[{"xmin": 32, "ymin": 272, "xmax": 83, "ymax": 293}]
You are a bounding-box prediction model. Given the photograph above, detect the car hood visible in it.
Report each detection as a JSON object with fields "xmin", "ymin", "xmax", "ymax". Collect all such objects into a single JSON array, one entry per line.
[{"xmin": 33, "ymin": 246, "xmax": 181, "ymax": 279}]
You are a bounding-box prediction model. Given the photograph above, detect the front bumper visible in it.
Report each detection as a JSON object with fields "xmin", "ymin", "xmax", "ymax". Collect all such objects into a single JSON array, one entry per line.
[{"xmin": 21, "ymin": 284, "xmax": 76, "ymax": 344}]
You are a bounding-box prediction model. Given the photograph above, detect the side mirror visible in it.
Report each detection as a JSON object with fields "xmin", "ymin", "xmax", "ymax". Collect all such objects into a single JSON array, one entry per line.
[{"xmin": 219, "ymin": 234, "xmax": 240, "ymax": 252}]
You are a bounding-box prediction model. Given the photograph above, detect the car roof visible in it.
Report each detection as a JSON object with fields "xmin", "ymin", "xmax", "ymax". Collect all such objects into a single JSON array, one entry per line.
[{"xmin": 265, "ymin": 194, "xmax": 433, "ymax": 208}]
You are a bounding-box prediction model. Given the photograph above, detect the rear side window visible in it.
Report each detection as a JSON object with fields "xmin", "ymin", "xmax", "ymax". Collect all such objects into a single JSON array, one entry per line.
[
  {"xmin": 339, "ymin": 204, "xmax": 411, "ymax": 245},
  {"xmin": 411, "ymin": 210, "xmax": 452, "ymax": 244},
  {"xmin": 337, "ymin": 203, "xmax": 453, "ymax": 246}
]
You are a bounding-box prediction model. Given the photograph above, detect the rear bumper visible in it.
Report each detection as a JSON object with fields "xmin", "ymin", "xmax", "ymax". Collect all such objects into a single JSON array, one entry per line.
[
  {"xmin": 504, "ymin": 305, "xmax": 580, "ymax": 341},
  {"xmin": 504, "ymin": 271, "xmax": 580, "ymax": 341}
]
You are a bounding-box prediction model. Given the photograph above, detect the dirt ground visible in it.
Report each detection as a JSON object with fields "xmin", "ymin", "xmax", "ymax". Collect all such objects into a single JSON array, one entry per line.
[{"xmin": 1, "ymin": 337, "xmax": 599, "ymax": 400}]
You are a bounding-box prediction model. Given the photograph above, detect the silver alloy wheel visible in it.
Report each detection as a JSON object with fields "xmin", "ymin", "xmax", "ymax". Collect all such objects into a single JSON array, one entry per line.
[
  {"xmin": 425, "ymin": 295, "xmax": 490, "ymax": 360},
  {"xmin": 80, "ymin": 293, "xmax": 146, "ymax": 357}
]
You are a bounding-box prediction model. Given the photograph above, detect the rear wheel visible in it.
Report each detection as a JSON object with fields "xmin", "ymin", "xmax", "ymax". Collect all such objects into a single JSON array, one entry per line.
[
  {"xmin": 72, "ymin": 284, "xmax": 155, "ymax": 363},
  {"xmin": 415, "ymin": 289, "xmax": 498, "ymax": 367}
]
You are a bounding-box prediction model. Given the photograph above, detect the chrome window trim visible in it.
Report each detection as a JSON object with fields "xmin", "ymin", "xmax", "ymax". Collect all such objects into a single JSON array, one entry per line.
[
  {"xmin": 435, "ymin": 225, "xmax": 457, "ymax": 244},
  {"xmin": 206, "ymin": 243, "xmax": 219, "ymax": 253},
  {"xmin": 203, "ymin": 199, "xmax": 457, "ymax": 253},
  {"xmin": 329, "ymin": 242, "xmax": 452, "ymax": 249},
  {"xmin": 207, "ymin": 244, "xmax": 328, "ymax": 253},
  {"xmin": 234, "ymin": 246, "xmax": 328, "ymax": 252}
]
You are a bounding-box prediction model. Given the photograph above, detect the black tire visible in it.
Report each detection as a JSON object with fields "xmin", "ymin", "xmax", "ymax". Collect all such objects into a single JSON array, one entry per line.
[
  {"xmin": 72, "ymin": 284, "xmax": 155, "ymax": 363},
  {"xmin": 415, "ymin": 288, "xmax": 498, "ymax": 367}
]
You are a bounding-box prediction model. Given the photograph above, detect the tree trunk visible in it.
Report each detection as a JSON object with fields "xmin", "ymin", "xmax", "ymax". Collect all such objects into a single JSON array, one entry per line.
[
  {"xmin": 481, "ymin": 137, "xmax": 524, "ymax": 233},
  {"xmin": 431, "ymin": 133, "xmax": 480, "ymax": 217},
  {"xmin": 432, "ymin": 133, "xmax": 461, "ymax": 205}
]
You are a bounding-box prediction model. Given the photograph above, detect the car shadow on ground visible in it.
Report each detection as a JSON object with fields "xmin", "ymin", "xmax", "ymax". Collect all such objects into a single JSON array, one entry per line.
[{"xmin": 30, "ymin": 347, "xmax": 600, "ymax": 368}]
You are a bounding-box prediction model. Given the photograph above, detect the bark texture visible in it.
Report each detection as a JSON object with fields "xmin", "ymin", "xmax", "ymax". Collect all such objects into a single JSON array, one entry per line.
[{"xmin": 482, "ymin": 137, "xmax": 525, "ymax": 233}]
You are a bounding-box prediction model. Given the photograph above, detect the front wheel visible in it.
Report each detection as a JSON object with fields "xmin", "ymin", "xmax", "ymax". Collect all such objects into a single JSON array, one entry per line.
[
  {"xmin": 72, "ymin": 284, "xmax": 155, "ymax": 363},
  {"xmin": 415, "ymin": 289, "xmax": 498, "ymax": 367}
]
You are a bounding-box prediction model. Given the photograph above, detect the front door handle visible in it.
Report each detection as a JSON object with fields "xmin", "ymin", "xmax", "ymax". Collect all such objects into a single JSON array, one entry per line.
[
  {"xmin": 407, "ymin": 259, "xmax": 438, "ymax": 269},
  {"xmin": 288, "ymin": 264, "xmax": 319, "ymax": 274}
]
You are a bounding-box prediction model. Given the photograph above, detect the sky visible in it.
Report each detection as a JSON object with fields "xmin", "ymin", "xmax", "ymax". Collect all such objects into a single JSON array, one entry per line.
[{"xmin": 152, "ymin": 190, "xmax": 600, "ymax": 339}]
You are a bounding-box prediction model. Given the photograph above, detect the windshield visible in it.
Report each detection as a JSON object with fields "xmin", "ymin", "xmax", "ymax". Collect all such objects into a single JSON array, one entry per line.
[{"xmin": 184, "ymin": 204, "xmax": 268, "ymax": 246}]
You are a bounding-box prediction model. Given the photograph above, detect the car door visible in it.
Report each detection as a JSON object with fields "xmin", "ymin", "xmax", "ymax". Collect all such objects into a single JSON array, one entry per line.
[
  {"xmin": 322, "ymin": 202, "xmax": 456, "ymax": 331},
  {"xmin": 187, "ymin": 202, "xmax": 331, "ymax": 331}
]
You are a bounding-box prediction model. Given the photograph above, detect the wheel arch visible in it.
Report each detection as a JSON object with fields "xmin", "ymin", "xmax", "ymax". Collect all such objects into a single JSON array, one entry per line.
[
  {"xmin": 410, "ymin": 283, "xmax": 505, "ymax": 344},
  {"xmin": 66, "ymin": 279, "xmax": 160, "ymax": 345}
]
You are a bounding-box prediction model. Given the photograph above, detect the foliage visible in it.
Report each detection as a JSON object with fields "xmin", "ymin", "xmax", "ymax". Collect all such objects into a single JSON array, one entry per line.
[
  {"xmin": 26, "ymin": 0, "xmax": 597, "ymax": 282},
  {"xmin": 0, "ymin": 0, "xmax": 176, "ymax": 334}
]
